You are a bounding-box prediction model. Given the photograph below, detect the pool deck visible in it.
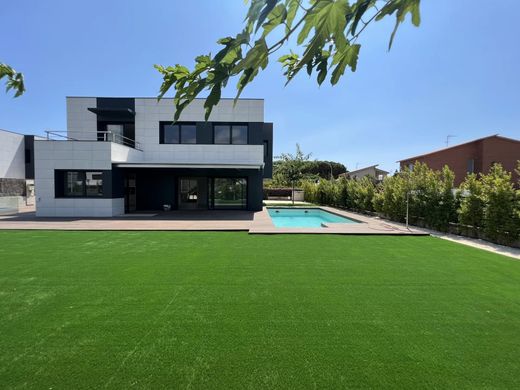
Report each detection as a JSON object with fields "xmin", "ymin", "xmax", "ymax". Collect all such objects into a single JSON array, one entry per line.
[{"xmin": 249, "ymin": 207, "xmax": 426, "ymax": 235}]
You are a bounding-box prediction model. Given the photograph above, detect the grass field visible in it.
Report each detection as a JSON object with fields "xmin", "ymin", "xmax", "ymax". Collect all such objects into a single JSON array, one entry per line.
[{"xmin": 1, "ymin": 231, "xmax": 520, "ymax": 389}]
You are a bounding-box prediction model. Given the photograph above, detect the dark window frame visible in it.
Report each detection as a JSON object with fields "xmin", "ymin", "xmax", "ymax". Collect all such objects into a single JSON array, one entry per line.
[
  {"xmin": 56, "ymin": 170, "xmax": 105, "ymax": 198},
  {"xmin": 159, "ymin": 122, "xmax": 197, "ymax": 144},
  {"xmin": 212, "ymin": 123, "xmax": 249, "ymax": 145}
]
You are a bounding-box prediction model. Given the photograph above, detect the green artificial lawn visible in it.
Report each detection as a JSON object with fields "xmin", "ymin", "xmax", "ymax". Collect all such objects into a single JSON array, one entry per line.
[{"xmin": 1, "ymin": 231, "xmax": 520, "ymax": 389}]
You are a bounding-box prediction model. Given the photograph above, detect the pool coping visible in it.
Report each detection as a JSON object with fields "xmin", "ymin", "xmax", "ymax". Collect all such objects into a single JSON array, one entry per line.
[{"xmin": 249, "ymin": 206, "xmax": 427, "ymax": 235}]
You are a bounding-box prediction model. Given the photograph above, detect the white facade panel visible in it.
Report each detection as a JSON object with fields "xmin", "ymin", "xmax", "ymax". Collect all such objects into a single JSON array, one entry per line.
[
  {"xmin": 66, "ymin": 97, "xmax": 97, "ymax": 141},
  {"xmin": 34, "ymin": 140, "xmax": 134, "ymax": 217},
  {"xmin": 0, "ymin": 129, "xmax": 25, "ymax": 179}
]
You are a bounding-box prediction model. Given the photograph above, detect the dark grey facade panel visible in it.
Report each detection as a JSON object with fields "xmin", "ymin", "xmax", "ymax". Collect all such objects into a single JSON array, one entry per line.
[
  {"xmin": 23, "ymin": 135, "xmax": 35, "ymax": 179},
  {"xmin": 196, "ymin": 122, "xmax": 213, "ymax": 144},
  {"xmin": 96, "ymin": 97, "xmax": 135, "ymax": 111},
  {"xmin": 94, "ymin": 98, "xmax": 136, "ymax": 122},
  {"xmin": 262, "ymin": 123, "xmax": 273, "ymax": 178}
]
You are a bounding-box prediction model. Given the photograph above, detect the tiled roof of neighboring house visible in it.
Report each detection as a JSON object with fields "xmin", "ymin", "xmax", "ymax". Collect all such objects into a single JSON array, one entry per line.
[
  {"xmin": 339, "ymin": 164, "xmax": 389, "ymax": 177},
  {"xmin": 397, "ymin": 134, "xmax": 520, "ymax": 163}
]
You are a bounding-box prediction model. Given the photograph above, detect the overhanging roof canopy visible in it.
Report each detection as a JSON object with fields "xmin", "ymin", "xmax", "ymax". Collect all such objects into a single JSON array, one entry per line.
[
  {"xmin": 115, "ymin": 163, "xmax": 263, "ymax": 170},
  {"xmin": 87, "ymin": 107, "xmax": 135, "ymax": 118}
]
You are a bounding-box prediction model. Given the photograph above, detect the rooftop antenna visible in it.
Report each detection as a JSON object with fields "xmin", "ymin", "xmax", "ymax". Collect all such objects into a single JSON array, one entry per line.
[{"xmin": 446, "ymin": 135, "xmax": 456, "ymax": 147}]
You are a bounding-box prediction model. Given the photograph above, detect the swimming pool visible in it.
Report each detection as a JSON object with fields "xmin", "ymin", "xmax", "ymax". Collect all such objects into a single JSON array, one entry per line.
[{"xmin": 267, "ymin": 207, "xmax": 359, "ymax": 228}]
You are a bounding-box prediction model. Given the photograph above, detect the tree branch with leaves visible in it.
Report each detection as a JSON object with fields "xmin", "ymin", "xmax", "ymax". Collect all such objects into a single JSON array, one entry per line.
[
  {"xmin": 0, "ymin": 63, "xmax": 25, "ymax": 98},
  {"xmin": 155, "ymin": 0, "xmax": 421, "ymax": 121}
]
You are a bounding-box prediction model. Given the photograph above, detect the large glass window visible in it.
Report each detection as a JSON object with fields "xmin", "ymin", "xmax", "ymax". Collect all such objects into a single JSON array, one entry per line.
[
  {"xmin": 214, "ymin": 124, "xmax": 248, "ymax": 144},
  {"xmin": 86, "ymin": 172, "xmax": 103, "ymax": 197},
  {"xmin": 232, "ymin": 125, "xmax": 248, "ymax": 144},
  {"xmin": 65, "ymin": 171, "xmax": 84, "ymax": 197},
  {"xmin": 163, "ymin": 124, "xmax": 180, "ymax": 144},
  {"xmin": 62, "ymin": 171, "xmax": 104, "ymax": 197},
  {"xmin": 161, "ymin": 123, "xmax": 197, "ymax": 144},
  {"xmin": 180, "ymin": 124, "xmax": 196, "ymax": 144},
  {"xmin": 214, "ymin": 125, "xmax": 230, "ymax": 144},
  {"xmin": 212, "ymin": 178, "xmax": 247, "ymax": 209}
]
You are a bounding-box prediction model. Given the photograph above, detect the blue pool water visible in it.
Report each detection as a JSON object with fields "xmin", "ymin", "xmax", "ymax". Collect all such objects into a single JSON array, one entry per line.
[{"xmin": 267, "ymin": 208, "xmax": 358, "ymax": 228}]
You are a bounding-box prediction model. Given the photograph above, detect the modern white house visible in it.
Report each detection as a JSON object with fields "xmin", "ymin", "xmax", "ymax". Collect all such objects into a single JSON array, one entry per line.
[{"xmin": 34, "ymin": 97, "xmax": 273, "ymax": 217}]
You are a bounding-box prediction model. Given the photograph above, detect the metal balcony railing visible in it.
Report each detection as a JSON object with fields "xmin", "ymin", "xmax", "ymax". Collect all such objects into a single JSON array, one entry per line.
[{"xmin": 45, "ymin": 130, "xmax": 141, "ymax": 150}]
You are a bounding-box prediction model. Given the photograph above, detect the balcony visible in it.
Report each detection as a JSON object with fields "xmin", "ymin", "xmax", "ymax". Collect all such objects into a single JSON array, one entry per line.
[{"xmin": 45, "ymin": 130, "xmax": 141, "ymax": 150}]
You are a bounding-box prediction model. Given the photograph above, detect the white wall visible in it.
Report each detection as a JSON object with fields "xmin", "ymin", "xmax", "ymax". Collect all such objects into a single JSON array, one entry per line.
[
  {"xmin": 66, "ymin": 97, "xmax": 97, "ymax": 140},
  {"xmin": 0, "ymin": 129, "xmax": 25, "ymax": 179},
  {"xmin": 34, "ymin": 140, "xmax": 136, "ymax": 217},
  {"xmin": 140, "ymin": 144, "xmax": 263, "ymax": 166}
]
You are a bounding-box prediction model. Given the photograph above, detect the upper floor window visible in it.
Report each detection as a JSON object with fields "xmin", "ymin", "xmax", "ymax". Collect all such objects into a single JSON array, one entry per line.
[
  {"xmin": 214, "ymin": 124, "xmax": 248, "ymax": 145},
  {"xmin": 160, "ymin": 122, "xmax": 196, "ymax": 144},
  {"xmin": 467, "ymin": 158, "xmax": 475, "ymax": 173}
]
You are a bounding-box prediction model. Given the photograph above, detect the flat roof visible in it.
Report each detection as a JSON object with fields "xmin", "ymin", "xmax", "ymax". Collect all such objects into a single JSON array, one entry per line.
[{"xmin": 66, "ymin": 96, "xmax": 264, "ymax": 100}]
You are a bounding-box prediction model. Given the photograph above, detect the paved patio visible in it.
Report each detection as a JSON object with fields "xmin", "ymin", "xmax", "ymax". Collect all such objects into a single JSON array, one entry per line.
[{"xmin": 0, "ymin": 210, "xmax": 254, "ymax": 231}]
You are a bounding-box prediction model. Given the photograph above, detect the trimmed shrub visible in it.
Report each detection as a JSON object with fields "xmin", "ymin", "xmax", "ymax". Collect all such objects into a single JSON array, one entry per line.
[
  {"xmin": 458, "ymin": 173, "xmax": 484, "ymax": 231},
  {"xmin": 481, "ymin": 164, "xmax": 519, "ymax": 244}
]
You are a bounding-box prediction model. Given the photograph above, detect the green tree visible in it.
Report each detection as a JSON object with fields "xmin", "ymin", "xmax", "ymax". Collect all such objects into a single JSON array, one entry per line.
[
  {"xmin": 302, "ymin": 160, "xmax": 347, "ymax": 179},
  {"xmin": 275, "ymin": 143, "xmax": 312, "ymax": 204},
  {"xmin": 0, "ymin": 63, "xmax": 25, "ymax": 97},
  {"xmin": 156, "ymin": 0, "xmax": 421, "ymax": 120}
]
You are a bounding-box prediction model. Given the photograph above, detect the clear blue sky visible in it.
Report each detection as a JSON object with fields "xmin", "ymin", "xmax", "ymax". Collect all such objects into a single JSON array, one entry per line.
[{"xmin": 1, "ymin": 0, "xmax": 519, "ymax": 173}]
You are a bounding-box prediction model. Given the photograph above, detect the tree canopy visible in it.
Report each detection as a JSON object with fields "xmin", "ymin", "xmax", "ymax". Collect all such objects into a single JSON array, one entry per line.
[{"xmin": 156, "ymin": 0, "xmax": 421, "ymax": 121}]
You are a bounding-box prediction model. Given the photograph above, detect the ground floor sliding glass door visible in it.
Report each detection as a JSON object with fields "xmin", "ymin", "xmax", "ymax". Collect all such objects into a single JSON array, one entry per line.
[{"xmin": 209, "ymin": 178, "xmax": 247, "ymax": 209}]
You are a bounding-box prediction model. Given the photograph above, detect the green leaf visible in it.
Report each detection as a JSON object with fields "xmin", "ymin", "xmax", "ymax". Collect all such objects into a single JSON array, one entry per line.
[
  {"xmin": 204, "ymin": 84, "xmax": 222, "ymax": 120},
  {"xmin": 285, "ymin": 0, "xmax": 299, "ymax": 34},
  {"xmin": 376, "ymin": 0, "xmax": 421, "ymax": 50},
  {"xmin": 330, "ymin": 44, "xmax": 360, "ymax": 85},
  {"xmin": 256, "ymin": 0, "xmax": 280, "ymax": 33},
  {"xmin": 262, "ymin": 3, "xmax": 287, "ymax": 37},
  {"xmin": 349, "ymin": 0, "xmax": 375, "ymax": 36}
]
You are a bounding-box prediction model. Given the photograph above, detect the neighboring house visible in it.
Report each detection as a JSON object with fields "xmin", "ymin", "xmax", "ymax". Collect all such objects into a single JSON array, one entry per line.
[
  {"xmin": 340, "ymin": 165, "xmax": 389, "ymax": 182},
  {"xmin": 0, "ymin": 128, "xmax": 36, "ymax": 210},
  {"xmin": 398, "ymin": 134, "xmax": 520, "ymax": 186},
  {"xmin": 34, "ymin": 97, "xmax": 273, "ymax": 217}
]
